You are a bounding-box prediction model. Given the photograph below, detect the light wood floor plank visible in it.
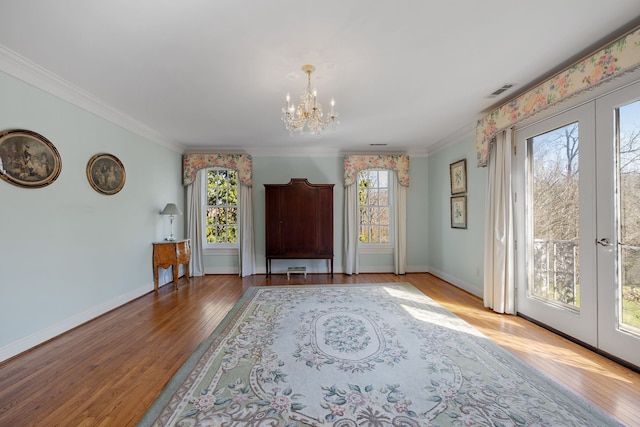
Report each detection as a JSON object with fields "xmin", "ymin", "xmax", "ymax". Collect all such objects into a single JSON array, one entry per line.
[{"xmin": 0, "ymin": 273, "xmax": 638, "ymax": 426}]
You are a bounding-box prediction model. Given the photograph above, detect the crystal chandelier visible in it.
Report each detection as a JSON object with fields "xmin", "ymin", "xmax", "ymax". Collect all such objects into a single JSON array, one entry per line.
[{"xmin": 281, "ymin": 64, "xmax": 339, "ymax": 135}]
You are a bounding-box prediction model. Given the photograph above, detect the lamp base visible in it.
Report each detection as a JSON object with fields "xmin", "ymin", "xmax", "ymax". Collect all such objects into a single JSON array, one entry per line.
[{"xmin": 165, "ymin": 216, "xmax": 176, "ymax": 241}]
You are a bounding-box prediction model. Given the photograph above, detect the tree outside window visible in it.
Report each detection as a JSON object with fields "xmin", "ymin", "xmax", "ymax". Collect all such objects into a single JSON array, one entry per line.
[
  {"xmin": 205, "ymin": 168, "xmax": 238, "ymax": 245},
  {"xmin": 358, "ymin": 170, "xmax": 391, "ymax": 244},
  {"xmin": 530, "ymin": 123, "xmax": 580, "ymax": 307}
]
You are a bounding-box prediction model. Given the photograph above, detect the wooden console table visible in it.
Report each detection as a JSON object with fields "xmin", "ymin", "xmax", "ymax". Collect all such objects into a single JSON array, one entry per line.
[{"xmin": 153, "ymin": 240, "xmax": 191, "ymax": 291}]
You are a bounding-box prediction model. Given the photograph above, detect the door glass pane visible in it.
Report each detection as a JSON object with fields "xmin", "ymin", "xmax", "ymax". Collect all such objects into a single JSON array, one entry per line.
[
  {"xmin": 617, "ymin": 100, "xmax": 640, "ymax": 335},
  {"xmin": 528, "ymin": 123, "xmax": 580, "ymax": 309}
]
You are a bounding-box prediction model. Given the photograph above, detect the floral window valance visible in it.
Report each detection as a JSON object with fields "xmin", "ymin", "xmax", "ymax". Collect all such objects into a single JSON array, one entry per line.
[
  {"xmin": 183, "ymin": 153, "xmax": 252, "ymax": 186},
  {"xmin": 476, "ymin": 25, "xmax": 640, "ymax": 167},
  {"xmin": 344, "ymin": 154, "xmax": 410, "ymax": 187}
]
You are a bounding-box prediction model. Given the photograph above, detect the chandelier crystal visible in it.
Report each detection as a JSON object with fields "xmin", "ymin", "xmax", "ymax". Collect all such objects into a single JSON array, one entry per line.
[{"xmin": 281, "ymin": 64, "xmax": 339, "ymax": 135}]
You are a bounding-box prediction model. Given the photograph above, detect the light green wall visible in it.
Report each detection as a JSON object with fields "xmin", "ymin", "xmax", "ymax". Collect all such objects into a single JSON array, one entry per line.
[
  {"xmin": 427, "ymin": 135, "xmax": 486, "ymax": 296},
  {"xmin": 203, "ymin": 155, "xmax": 430, "ymax": 274},
  {"xmin": 0, "ymin": 66, "xmax": 479, "ymax": 362},
  {"xmin": 406, "ymin": 156, "xmax": 429, "ymax": 271},
  {"xmin": 252, "ymin": 156, "xmax": 343, "ymax": 274},
  {"xmin": 0, "ymin": 71, "xmax": 184, "ymax": 359},
  {"xmin": 251, "ymin": 155, "xmax": 429, "ymax": 274}
]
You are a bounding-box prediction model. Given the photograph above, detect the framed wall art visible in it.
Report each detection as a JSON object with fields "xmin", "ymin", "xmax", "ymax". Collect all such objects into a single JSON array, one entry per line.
[
  {"xmin": 451, "ymin": 195, "xmax": 467, "ymax": 229},
  {"xmin": 0, "ymin": 129, "xmax": 62, "ymax": 188},
  {"xmin": 86, "ymin": 153, "xmax": 126, "ymax": 195},
  {"xmin": 449, "ymin": 158, "xmax": 467, "ymax": 195}
]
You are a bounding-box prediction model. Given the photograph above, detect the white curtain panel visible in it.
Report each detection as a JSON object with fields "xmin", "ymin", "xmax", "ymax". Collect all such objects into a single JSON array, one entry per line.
[
  {"xmin": 483, "ymin": 129, "xmax": 516, "ymax": 314},
  {"xmin": 344, "ymin": 170, "xmax": 408, "ymax": 275},
  {"xmin": 238, "ymin": 183, "xmax": 256, "ymax": 277},
  {"xmin": 187, "ymin": 171, "xmax": 256, "ymax": 277},
  {"xmin": 393, "ymin": 172, "xmax": 407, "ymax": 275},
  {"xmin": 186, "ymin": 169, "xmax": 205, "ymax": 276},
  {"xmin": 343, "ymin": 182, "xmax": 359, "ymax": 275}
]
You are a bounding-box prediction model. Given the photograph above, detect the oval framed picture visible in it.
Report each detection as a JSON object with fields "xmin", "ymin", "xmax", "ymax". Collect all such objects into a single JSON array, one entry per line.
[
  {"xmin": 0, "ymin": 129, "xmax": 62, "ymax": 188},
  {"xmin": 86, "ymin": 153, "xmax": 126, "ymax": 195}
]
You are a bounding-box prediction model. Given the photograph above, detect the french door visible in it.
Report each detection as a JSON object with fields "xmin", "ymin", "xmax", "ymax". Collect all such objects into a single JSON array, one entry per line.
[
  {"xmin": 515, "ymin": 81, "xmax": 640, "ymax": 367},
  {"xmin": 595, "ymin": 83, "xmax": 640, "ymax": 366}
]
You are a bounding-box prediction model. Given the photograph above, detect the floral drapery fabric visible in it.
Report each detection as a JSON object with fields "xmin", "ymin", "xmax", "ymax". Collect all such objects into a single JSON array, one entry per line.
[
  {"xmin": 476, "ymin": 26, "xmax": 640, "ymax": 167},
  {"xmin": 343, "ymin": 154, "xmax": 410, "ymax": 187},
  {"xmin": 183, "ymin": 153, "xmax": 252, "ymax": 186}
]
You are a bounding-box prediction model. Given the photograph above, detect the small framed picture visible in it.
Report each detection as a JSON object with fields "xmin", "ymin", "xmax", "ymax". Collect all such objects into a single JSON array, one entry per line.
[
  {"xmin": 450, "ymin": 159, "xmax": 467, "ymax": 195},
  {"xmin": 0, "ymin": 129, "xmax": 62, "ymax": 188},
  {"xmin": 86, "ymin": 153, "xmax": 126, "ymax": 195},
  {"xmin": 451, "ymin": 195, "xmax": 467, "ymax": 229}
]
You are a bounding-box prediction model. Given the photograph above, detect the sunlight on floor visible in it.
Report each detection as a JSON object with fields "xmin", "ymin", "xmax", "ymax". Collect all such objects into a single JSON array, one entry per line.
[
  {"xmin": 384, "ymin": 285, "xmax": 634, "ymax": 385},
  {"xmin": 399, "ymin": 303, "xmax": 487, "ymax": 338}
]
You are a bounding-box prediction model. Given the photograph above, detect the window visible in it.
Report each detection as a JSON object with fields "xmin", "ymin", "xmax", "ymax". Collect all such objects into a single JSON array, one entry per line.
[
  {"xmin": 358, "ymin": 170, "xmax": 393, "ymax": 246},
  {"xmin": 204, "ymin": 168, "xmax": 238, "ymax": 248},
  {"xmin": 527, "ymin": 122, "xmax": 580, "ymax": 309}
]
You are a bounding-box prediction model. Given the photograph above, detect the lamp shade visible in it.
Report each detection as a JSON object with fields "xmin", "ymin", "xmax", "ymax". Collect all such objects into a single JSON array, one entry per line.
[{"xmin": 160, "ymin": 203, "xmax": 182, "ymax": 216}]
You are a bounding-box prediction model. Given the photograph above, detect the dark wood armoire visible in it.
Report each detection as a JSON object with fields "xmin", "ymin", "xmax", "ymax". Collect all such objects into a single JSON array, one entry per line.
[{"xmin": 264, "ymin": 178, "xmax": 334, "ymax": 276}]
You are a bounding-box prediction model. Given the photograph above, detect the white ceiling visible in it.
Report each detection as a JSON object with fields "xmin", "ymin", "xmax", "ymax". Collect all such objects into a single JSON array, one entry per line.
[{"xmin": 1, "ymin": 0, "xmax": 639, "ymax": 155}]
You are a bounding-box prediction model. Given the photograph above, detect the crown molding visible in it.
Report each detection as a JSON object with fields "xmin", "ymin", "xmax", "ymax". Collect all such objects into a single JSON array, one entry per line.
[
  {"xmin": 425, "ymin": 121, "xmax": 477, "ymax": 157},
  {"xmin": 0, "ymin": 44, "xmax": 182, "ymax": 153},
  {"xmin": 244, "ymin": 146, "xmax": 344, "ymax": 158}
]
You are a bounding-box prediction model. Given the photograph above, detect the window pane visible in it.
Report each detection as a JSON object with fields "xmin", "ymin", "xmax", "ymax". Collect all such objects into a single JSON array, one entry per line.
[
  {"xmin": 621, "ymin": 248, "xmax": 640, "ymax": 329},
  {"xmin": 618, "ymin": 100, "xmax": 640, "ymax": 334},
  {"xmin": 206, "ymin": 225, "xmax": 215, "ymax": 243},
  {"xmin": 370, "ymin": 207, "xmax": 380, "ymax": 224},
  {"xmin": 529, "ymin": 123, "xmax": 580, "ymax": 308},
  {"xmin": 209, "ymin": 208, "xmax": 224, "ymax": 224},
  {"xmin": 378, "ymin": 171, "xmax": 388, "ymax": 187},
  {"xmin": 371, "ymin": 226, "xmax": 380, "ymax": 243},
  {"xmin": 206, "ymin": 207, "xmax": 215, "ymax": 223},
  {"xmin": 379, "ymin": 189, "xmax": 389, "ymax": 205},
  {"xmin": 368, "ymin": 171, "xmax": 379, "ymax": 187},
  {"xmin": 368, "ymin": 189, "xmax": 379, "ymax": 206},
  {"xmin": 228, "ymin": 226, "xmax": 237, "ymax": 243},
  {"xmin": 357, "ymin": 170, "xmax": 392, "ymax": 245},
  {"xmin": 380, "ymin": 225, "xmax": 390, "ymax": 243},
  {"xmin": 359, "ymin": 225, "xmax": 369, "ymax": 243},
  {"xmin": 205, "ymin": 168, "xmax": 238, "ymax": 244},
  {"xmin": 379, "ymin": 207, "xmax": 389, "ymax": 225}
]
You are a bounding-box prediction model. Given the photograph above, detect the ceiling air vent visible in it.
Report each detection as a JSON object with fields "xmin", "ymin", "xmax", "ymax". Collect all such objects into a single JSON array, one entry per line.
[
  {"xmin": 489, "ymin": 84, "xmax": 514, "ymax": 97},
  {"xmin": 369, "ymin": 143, "xmax": 387, "ymax": 146}
]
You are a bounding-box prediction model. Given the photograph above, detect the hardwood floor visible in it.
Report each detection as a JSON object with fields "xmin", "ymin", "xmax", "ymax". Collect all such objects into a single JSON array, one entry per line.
[{"xmin": 1, "ymin": 273, "xmax": 638, "ymax": 426}]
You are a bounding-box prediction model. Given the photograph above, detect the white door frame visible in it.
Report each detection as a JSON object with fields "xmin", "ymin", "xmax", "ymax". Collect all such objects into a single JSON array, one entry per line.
[{"xmin": 514, "ymin": 102, "xmax": 598, "ymax": 346}]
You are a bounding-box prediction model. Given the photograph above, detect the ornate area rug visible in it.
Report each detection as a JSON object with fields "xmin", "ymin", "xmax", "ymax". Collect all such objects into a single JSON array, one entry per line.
[{"xmin": 137, "ymin": 284, "xmax": 621, "ymax": 426}]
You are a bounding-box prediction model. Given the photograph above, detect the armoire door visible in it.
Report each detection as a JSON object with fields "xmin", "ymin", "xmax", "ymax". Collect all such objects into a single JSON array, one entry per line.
[
  {"xmin": 264, "ymin": 186, "xmax": 282, "ymax": 255},
  {"xmin": 280, "ymin": 185, "xmax": 317, "ymax": 256}
]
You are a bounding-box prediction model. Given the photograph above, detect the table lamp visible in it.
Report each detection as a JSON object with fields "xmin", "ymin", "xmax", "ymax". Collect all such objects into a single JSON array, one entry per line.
[{"xmin": 160, "ymin": 203, "xmax": 182, "ymax": 241}]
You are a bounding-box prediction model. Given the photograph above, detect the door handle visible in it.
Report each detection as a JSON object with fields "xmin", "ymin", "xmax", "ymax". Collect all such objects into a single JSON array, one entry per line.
[{"xmin": 596, "ymin": 238, "xmax": 612, "ymax": 246}]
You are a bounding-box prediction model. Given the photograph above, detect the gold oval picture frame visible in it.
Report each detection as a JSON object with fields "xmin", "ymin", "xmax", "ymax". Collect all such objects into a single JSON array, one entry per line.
[
  {"xmin": 0, "ymin": 129, "xmax": 62, "ymax": 188},
  {"xmin": 86, "ymin": 153, "xmax": 126, "ymax": 195}
]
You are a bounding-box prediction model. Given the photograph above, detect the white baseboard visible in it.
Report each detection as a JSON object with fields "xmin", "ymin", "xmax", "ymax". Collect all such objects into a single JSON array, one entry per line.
[
  {"xmin": 0, "ymin": 268, "xmax": 475, "ymax": 363},
  {"xmin": 427, "ymin": 267, "xmax": 482, "ymax": 298},
  {"xmin": 0, "ymin": 284, "xmax": 152, "ymax": 363},
  {"xmin": 204, "ymin": 267, "xmax": 240, "ymax": 275},
  {"xmin": 253, "ymin": 264, "xmax": 427, "ymax": 275},
  {"xmin": 358, "ymin": 265, "xmax": 392, "ymax": 273}
]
